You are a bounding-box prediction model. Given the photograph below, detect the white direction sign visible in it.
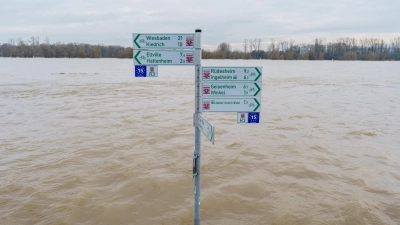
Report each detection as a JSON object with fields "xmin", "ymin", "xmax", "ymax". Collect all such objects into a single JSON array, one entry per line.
[
  {"xmin": 134, "ymin": 50, "xmax": 194, "ymax": 66},
  {"xmin": 198, "ymin": 114, "xmax": 214, "ymax": 144},
  {"xmin": 202, "ymin": 82, "xmax": 261, "ymax": 97},
  {"xmin": 132, "ymin": 33, "xmax": 194, "ymax": 49},
  {"xmin": 202, "ymin": 98, "xmax": 261, "ymax": 112},
  {"xmin": 133, "ymin": 33, "xmax": 194, "ymax": 49},
  {"xmin": 201, "ymin": 67, "xmax": 262, "ymax": 82}
]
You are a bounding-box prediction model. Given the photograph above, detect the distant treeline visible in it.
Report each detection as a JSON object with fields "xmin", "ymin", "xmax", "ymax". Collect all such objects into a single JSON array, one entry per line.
[
  {"xmin": 1, "ymin": 36, "xmax": 400, "ymax": 60},
  {"xmin": 205, "ymin": 37, "xmax": 400, "ymax": 61},
  {"xmin": 0, "ymin": 37, "xmax": 133, "ymax": 58}
]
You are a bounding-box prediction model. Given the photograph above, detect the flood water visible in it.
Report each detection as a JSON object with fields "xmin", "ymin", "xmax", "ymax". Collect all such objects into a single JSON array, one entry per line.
[{"xmin": 0, "ymin": 58, "xmax": 399, "ymax": 225}]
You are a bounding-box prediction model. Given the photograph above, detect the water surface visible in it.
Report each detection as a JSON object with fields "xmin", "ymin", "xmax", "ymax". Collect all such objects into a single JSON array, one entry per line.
[{"xmin": 1, "ymin": 58, "xmax": 399, "ymax": 225}]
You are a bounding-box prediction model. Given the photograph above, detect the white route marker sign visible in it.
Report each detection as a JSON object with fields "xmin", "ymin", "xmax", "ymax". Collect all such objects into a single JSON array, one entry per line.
[{"xmin": 198, "ymin": 114, "xmax": 214, "ymax": 144}]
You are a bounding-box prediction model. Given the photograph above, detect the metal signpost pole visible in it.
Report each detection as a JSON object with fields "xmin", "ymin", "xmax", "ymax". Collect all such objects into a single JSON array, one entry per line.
[{"xmin": 193, "ymin": 29, "xmax": 202, "ymax": 225}]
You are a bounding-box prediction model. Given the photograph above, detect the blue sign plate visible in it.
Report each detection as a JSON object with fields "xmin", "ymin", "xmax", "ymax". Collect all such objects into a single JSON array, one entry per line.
[{"xmin": 135, "ymin": 65, "xmax": 158, "ymax": 77}]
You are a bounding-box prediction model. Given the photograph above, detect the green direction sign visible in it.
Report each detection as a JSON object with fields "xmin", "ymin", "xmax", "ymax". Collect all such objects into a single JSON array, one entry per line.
[
  {"xmin": 134, "ymin": 50, "xmax": 194, "ymax": 66},
  {"xmin": 198, "ymin": 114, "xmax": 214, "ymax": 144},
  {"xmin": 201, "ymin": 67, "xmax": 262, "ymax": 82},
  {"xmin": 202, "ymin": 82, "xmax": 261, "ymax": 97},
  {"xmin": 201, "ymin": 97, "xmax": 261, "ymax": 112},
  {"xmin": 133, "ymin": 33, "xmax": 194, "ymax": 49}
]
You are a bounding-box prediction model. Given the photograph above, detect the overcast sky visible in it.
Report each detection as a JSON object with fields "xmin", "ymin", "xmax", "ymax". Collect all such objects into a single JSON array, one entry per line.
[{"xmin": 1, "ymin": 0, "xmax": 399, "ymax": 50}]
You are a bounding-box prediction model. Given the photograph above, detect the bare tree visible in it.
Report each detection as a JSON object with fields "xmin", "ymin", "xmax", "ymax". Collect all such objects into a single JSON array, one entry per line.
[
  {"xmin": 268, "ymin": 39, "xmax": 276, "ymax": 52},
  {"xmin": 243, "ymin": 39, "xmax": 249, "ymax": 59},
  {"xmin": 392, "ymin": 37, "xmax": 400, "ymax": 60},
  {"xmin": 280, "ymin": 41, "xmax": 288, "ymax": 53},
  {"xmin": 28, "ymin": 36, "xmax": 40, "ymax": 57},
  {"xmin": 8, "ymin": 38, "xmax": 15, "ymax": 46},
  {"xmin": 268, "ymin": 39, "xmax": 281, "ymax": 59},
  {"xmin": 314, "ymin": 38, "xmax": 325, "ymax": 59},
  {"xmin": 243, "ymin": 39, "xmax": 248, "ymax": 54},
  {"xmin": 251, "ymin": 38, "xmax": 261, "ymax": 58},
  {"xmin": 44, "ymin": 37, "xmax": 50, "ymax": 45},
  {"xmin": 16, "ymin": 38, "xmax": 28, "ymax": 57}
]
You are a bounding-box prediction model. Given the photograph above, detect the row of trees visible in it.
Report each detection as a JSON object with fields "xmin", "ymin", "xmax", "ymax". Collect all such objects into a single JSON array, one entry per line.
[
  {"xmin": 0, "ymin": 37, "xmax": 133, "ymax": 58},
  {"xmin": 203, "ymin": 37, "xmax": 400, "ymax": 60},
  {"xmin": 1, "ymin": 36, "xmax": 400, "ymax": 60}
]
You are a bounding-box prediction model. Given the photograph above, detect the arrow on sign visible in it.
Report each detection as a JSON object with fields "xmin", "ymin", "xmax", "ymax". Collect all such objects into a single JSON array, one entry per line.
[
  {"xmin": 254, "ymin": 68, "xmax": 262, "ymax": 81},
  {"xmin": 252, "ymin": 98, "xmax": 261, "ymax": 111},
  {"xmin": 133, "ymin": 34, "xmax": 141, "ymax": 48},
  {"xmin": 254, "ymin": 83, "xmax": 261, "ymax": 96},
  {"xmin": 134, "ymin": 51, "xmax": 142, "ymax": 64}
]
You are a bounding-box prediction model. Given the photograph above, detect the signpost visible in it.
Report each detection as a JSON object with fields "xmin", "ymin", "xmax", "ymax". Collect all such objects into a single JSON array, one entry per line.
[
  {"xmin": 201, "ymin": 97, "xmax": 261, "ymax": 112},
  {"xmin": 201, "ymin": 67, "xmax": 262, "ymax": 82},
  {"xmin": 198, "ymin": 114, "xmax": 214, "ymax": 144},
  {"xmin": 193, "ymin": 30, "xmax": 202, "ymax": 225},
  {"xmin": 201, "ymin": 82, "xmax": 261, "ymax": 96},
  {"xmin": 133, "ymin": 33, "xmax": 194, "ymax": 49},
  {"xmin": 134, "ymin": 50, "xmax": 194, "ymax": 65},
  {"xmin": 132, "ymin": 30, "xmax": 263, "ymax": 225}
]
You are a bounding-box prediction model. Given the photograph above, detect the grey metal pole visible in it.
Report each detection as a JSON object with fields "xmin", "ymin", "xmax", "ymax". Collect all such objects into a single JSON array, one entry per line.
[{"xmin": 193, "ymin": 29, "xmax": 202, "ymax": 225}]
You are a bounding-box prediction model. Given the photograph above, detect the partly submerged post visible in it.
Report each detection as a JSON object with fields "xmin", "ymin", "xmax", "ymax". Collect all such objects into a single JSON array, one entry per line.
[{"xmin": 193, "ymin": 29, "xmax": 202, "ymax": 225}]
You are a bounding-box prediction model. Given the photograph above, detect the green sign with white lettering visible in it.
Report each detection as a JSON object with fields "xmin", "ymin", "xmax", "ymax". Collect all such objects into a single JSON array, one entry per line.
[{"xmin": 133, "ymin": 33, "xmax": 194, "ymax": 49}]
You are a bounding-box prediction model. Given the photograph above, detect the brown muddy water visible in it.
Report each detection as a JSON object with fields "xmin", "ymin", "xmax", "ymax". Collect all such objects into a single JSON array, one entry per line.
[{"xmin": 0, "ymin": 58, "xmax": 399, "ymax": 225}]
